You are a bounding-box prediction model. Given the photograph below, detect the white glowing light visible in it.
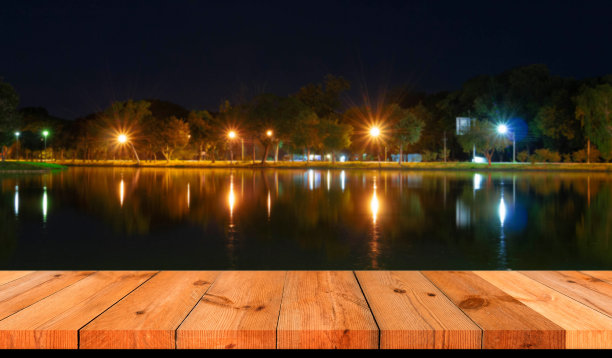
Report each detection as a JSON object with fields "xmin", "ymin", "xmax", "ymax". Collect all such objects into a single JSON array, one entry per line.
[
  {"xmin": 472, "ymin": 156, "xmax": 486, "ymax": 164},
  {"xmin": 42, "ymin": 186, "xmax": 48, "ymax": 222},
  {"xmin": 119, "ymin": 180, "xmax": 125, "ymax": 207},
  {"xmin": 499, "ymin": 196, "xmax": 507, "ymax": 227},
  {"xmin": 497, "ymin": 124, "xmax": 508, "ymax": 134},
  {"xmin": 473, "ymin": 173, "xmax": 482, "ymax": 191},
  {"xmin": 117, "ymin": 134, "xmax": 128, "ymax": 144},
  {"xmin": 14, "ymin": 186, "xmax": 19, "ymax": 216}
]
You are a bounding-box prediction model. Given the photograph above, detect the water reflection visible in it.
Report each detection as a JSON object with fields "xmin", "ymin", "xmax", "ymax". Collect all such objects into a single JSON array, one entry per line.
[
  {"xmin": 1, "ymin": 168, "xmax": 612, "ymax": 270},
  {"xmin": 119, "ymin": 179, "xmax": 125, "ymax": 207},
  {"xmin": 42, "ymin": 186, "xmax": 47, "ymax": 223},
  {"xmin": 14, "ymin": 186, "xmax": 19, "ymax": 217}
]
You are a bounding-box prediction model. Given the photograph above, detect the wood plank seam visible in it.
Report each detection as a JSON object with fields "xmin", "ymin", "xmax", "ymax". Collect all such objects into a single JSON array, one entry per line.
[
  {"xmin": 274, "ymin": 271, "xmax": 288, "ymax": 349},
  {"xmin": 74, "ymin": 271, "xmax": 161, "ymax": 349},
  {"xmin": 173, "ymin": 271, "xmax": 222, "ymax": 349},
  {"xmin": 352, "ymin": 271, "xmax": 381, "ymax": 349},
  {"xmin": 418, "ymin": 271, "xmax": 485, "ymax": 349},
  {"xmin": 0, "ymin": 271, "xmax": 95, "ymax": 325},
  {"xmin": 518, "ymin": 271, "xmax": 612, "ymax": 320}
]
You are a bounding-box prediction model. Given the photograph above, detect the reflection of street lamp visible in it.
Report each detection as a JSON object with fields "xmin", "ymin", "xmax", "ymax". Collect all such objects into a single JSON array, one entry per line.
[
  {"xmin": 14, "ymin": 132, "xmax": 20, "ymax": 160},
  {"xmin": 117, "ymin": 134, "xmax": 140, "ymax": 165},
  {"xmin": 496, "ymin": 124, "xmax": 515, "ymax": 163}
]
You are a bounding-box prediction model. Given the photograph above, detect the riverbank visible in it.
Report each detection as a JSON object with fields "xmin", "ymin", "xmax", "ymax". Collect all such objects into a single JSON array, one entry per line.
[
  {"xmin": 51, "ymin": 159, "xmax": 612, "ymax": 172},
  {"xmin": 0, "ymin": 161, "xmax": 67, "ymax": 173}
]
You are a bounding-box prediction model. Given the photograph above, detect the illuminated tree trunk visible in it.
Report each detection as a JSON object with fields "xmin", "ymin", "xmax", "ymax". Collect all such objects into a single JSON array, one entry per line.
[
  {"xmin": 587, "ymin": 139, "xmax": 591, "ymax": 164},
  {"xmin": 399, "ymin": 143, "xmax": 403, "ymax": 164}
]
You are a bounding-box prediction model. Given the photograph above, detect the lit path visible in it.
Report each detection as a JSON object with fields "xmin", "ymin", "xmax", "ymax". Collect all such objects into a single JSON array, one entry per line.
[{"xmin": 1, "ymin": 271, "xmax": 612, "ymax": 349}]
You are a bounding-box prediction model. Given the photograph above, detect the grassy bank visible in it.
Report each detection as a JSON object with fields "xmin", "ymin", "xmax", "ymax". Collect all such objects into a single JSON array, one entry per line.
[
  {"xmin": 52, "ymin": 159, "xmax": 612, "ymax": 172},
  {"xmin": 0, "ymin": 161, "xmax": 67, "ymax": 172}
]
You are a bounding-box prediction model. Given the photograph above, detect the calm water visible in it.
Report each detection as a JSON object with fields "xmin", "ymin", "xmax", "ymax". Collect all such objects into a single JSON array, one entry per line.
[{"xmin": 1, "ymin": 167, "xmax": 611, "ymax": 270}]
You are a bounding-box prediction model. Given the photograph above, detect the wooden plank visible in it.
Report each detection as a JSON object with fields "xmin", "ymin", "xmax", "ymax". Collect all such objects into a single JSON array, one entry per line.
[
  {"xmin": 0, "ymin": 271, "xmax": 34, "ymax": 286},
  {"xmin": 277, "ymin": 271, "xmax": 378, "ymax": 349},
  {"xmin": 177, "ymin": 271, "xmax": 285, "ymax": 349},
  {"xmin": 80, "ymin": 271, "xmax": 218, "ymax": 349},
  {"xmin": 0, "ymin": 271, "xmax": 155, "ymax": 349},
  {"xmin": 0, "ymin": 271, "xmax": 94, "ymax": 321},
  {"xmin": 521, "ymin": 271, "xmax": 612, "ymax": 318},
  {"xmin": 476, "ymin": 271, "xmax": 612, "ymax": 348},
  {"xmin": 581, "ymin": 271, "xmax": 612, "ymax": 285},
  {"xmin": 422, "ymin": 271, "xmax": 565, "ymax": 349},
  {"xmin": 356, "ymin": 271, "xmax": 481, "ymax": 349}
]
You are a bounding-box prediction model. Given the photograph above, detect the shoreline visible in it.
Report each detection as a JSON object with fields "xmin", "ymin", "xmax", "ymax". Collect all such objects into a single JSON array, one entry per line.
[{"xmin": 48, "ymin": 160, "xmax": 612, "ymax": 172}]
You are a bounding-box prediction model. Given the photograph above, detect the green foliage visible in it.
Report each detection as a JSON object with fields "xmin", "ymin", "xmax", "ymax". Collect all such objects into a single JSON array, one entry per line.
[
  {"xmin": 517, "ymin": 150, "xmax": 530, "ymax": 162},
  {"xmin": 575, "ymin": 84, "xmax": 612, "ymax": 157},
  {"xmin": 530, "ymin": 149, "xmax": 561, "ymax": 163},
  {"xmin": 319, "ymin": 117, "xmax": 353, "ymax": 161},
  {"xmin": 421, "ymin": 150, "xmax": 438, "ymax": 162},
  {"xmin": 571, "ymin": 148, "xmax": 601, "ymax": 163}
]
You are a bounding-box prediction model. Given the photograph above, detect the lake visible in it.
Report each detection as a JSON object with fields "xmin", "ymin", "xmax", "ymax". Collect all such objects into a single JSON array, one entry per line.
[{"xmin": 1, "ymin": 167, "xmax": 611, "ymax": 270}]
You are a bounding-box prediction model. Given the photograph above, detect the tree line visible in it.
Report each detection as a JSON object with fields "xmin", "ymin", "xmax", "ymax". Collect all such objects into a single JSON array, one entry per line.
[{"xmin": 1, "ymin": 64, "xmax": 611, "ymax": 164}]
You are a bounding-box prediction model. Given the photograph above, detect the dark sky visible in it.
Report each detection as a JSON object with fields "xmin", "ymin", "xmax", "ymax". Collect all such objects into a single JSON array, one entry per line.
[{"xmin": 2, "ymin": 0, "xmax": 611, "ymax": 119}]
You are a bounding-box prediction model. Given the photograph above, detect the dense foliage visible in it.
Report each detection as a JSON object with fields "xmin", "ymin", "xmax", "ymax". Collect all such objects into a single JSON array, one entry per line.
[{"xmin": 1, "ymin": 65, "xmax": 612, "ymax": 164}]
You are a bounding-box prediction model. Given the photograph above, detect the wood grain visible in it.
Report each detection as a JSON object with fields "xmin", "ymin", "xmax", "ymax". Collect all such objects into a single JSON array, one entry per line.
[
  {"xmin": 422, "ymin": 271, "xmax": 565, "ymax": 349},
  {"xmin": 0, "ymin": 271, "xmax": 94, "ymax": 321},
  {"xmin": 581, "ymin": 271, "xmax": 612, "ymax": 285},
  {"xmin": 0, "ymin": 271, "xmax": 155, "ymax": 349},
  {"xmin": 476, "ymin": 271, "xmax": 612, "ymax": 348},
  {"xmin": 356, "ymin": 271, "xmax": 481, "ymax": 349},
  {"xmin": 277, "ymin": 271, "xmax": 378, "ymax": 349},
  {"xmin": 0, "ymin": 271, "xmax": 34, "ymax": 286},
  {"xmin": 80, "ymin": 271, "xmax": 218, "ymax": 349},
  {"xmin": 520, "ymin": 271, "xmax": 612, "ymax": 318},
  {"xmin": 177, "ymin": 271, "xmax": 285, "ymax": 349}
]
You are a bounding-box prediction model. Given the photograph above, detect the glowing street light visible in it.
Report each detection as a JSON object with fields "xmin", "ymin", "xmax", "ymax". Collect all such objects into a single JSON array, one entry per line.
[
  {"xmin": 496, "ymin": 123, "xmax": 515, "ymax": 163},
  {"xmin": 117, "ymin": 134, "xmax": 140, "ymax": 165},
  {"xmin": 227, "ymin": 130, "xmax": 237, "ymax": 164},
  {"xmin": 369, "ymin": 126, "xmax": 380, "ymax": 138},
  {"xmin": 369, "ymin": 126, "xmax": 383, "ymax": 164},
  {"xmin": 14, "ymin": 132, "xmax": 20, "ymax": 160}
]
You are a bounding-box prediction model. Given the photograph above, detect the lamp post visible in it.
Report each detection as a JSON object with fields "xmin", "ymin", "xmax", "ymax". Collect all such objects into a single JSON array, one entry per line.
[
  {"xmin": 42, "ymin": 130, "xmax": 49, "ymax": 161},
  {"xmin": 496, "ymin": 124, "xmax": 515, "ymax": 163},
  {"xmin": 14, "ymin": 132, "xmax": 20, "ymax": 160},
  {"xmin": 369, "ymin": 126, "xmax": 381, "ymax": 164},
  {"xmin": 228, "ymin": 130, "xmax": 237, "ymax": 164},
  {"xmin": 117, "ymin": 134, "xmax": 140, "ymax": 165}
]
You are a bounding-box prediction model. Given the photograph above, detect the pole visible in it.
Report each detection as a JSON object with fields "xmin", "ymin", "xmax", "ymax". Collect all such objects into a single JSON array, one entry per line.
[
  {"xmin": 512, "ymin": 133, "xmax": 516, "ymax": 163},
  {"xmin": 443, "ymin": 131, "xmax": 447, "ymax": 163},
  {"xmin": 129, "ymin": 142, "xmax": 141, "ymax": 165}
]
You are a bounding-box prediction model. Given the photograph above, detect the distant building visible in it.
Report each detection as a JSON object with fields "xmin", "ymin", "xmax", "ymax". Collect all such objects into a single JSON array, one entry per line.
[{"xmin": 391, "ymin": 153, "xmax": 422, "ymax": 162}]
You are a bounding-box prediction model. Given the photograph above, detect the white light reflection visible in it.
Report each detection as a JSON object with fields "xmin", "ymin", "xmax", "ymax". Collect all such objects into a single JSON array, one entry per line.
[
  {"xmin": 326, "ymin": 170, "xmax": 331, "ymax": 191},
  {"xmin": 308, "ymin": 169, "xmax": 314, "ymax": 190},
  {"xmin": 42, "ymin": 186, "xmax": 48, "ymax": 223},
  {"xmin": 187, "ymin": 183, "xmax": 190, "ymax": 209},
  {"xmin": 14, "ymin": 186, "xmax": 19, "ymax": 216},
  {"xmin": 369, "ymin": 176, "xmax": 380, "ymax": 269},
  {"xmin": 499, "ymin": 195, "xmax": 507, "ymax": 227},
  {"xmin": 340, "ymin": 170, "xmax": 345, "ymax": 191},
  {"xmin": 473, "ymin": 173, "xmax": 482, "ymax": 191}
]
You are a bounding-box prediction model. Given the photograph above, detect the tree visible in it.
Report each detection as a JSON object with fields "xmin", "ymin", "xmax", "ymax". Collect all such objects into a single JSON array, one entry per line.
[
  {"xmin": 390, "ymin": 104, "xmax": 426, "ymax": 163},
  {"xmin": 291, "ymin": 111, "xmax": 321, "ymax": 162},
  {"xmin": 319, "ymin": 117, "xmax": 352, "ymax": 163},
  {"xmin": 575, "ymin": 84, "xmax": 612, "ymax": 162},
  {"xmin": 187, "ymin": 110, "xmax": 214, "ymax": 161},
  {"xmin": 0, "ymin": 79, "xmax": 21, "ymax": 160},
  {"xmin": 154, "ymin": 117, "xmax": 191, "ymax": 161},
  {"xmin": 457, "ymin": 120, "xmax": 510, "ymax": 166},
  {"xmin": 295, "ymin": 74, "xmax": 350, "ymax": 118}
]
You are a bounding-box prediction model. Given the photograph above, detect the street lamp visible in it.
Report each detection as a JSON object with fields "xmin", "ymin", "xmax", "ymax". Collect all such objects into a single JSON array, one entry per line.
[
  {"xmin": 117, "ymin": 134, "xmax": 140, "ymax": 165},
  {"xmin": 228, "ymin": 130, "xmax": 237, "ymax": 164},
  {"xmin": 42, "ymin": 130, "xmax": 49, "ymax": 161},
  {"xmin": 369, "ymin": 126, "xmax": 382, "ymax": 164},
  {"xmin": 496, "ymin": 124, "xmax": 516, "ymax": 163},
  {"xmin": 14, "ymin": 132, "xmax": 20, "ymax": 160}
]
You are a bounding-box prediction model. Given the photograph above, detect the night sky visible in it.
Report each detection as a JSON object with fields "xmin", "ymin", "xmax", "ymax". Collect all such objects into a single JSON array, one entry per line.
[{"xmin": 2, "ymin": 0, "xmax": 611, "ymax": 119}]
